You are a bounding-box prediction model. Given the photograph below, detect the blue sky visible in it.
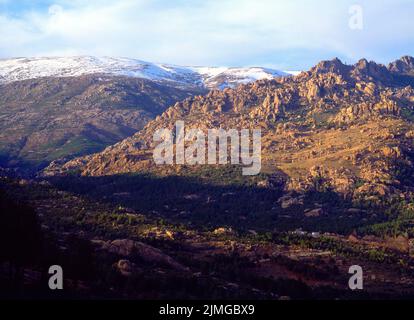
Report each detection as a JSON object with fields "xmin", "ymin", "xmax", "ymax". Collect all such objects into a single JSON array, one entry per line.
[{"xmin": 0, "ymin": 0, "xmax": 413, "ymax": 70}]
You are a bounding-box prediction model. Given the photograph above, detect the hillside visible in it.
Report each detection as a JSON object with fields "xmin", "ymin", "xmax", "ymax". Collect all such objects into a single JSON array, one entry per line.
[{"xmin": 0, "ymin": 75, "xmax": 202, "ymax": 169}]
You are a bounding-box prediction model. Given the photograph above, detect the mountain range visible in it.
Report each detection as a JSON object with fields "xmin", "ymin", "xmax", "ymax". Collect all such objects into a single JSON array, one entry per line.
[
  {"xmin": 0, "ymin": 56, "xmax": 292, "ymax": 169},
  {"xmin": 0, "ymin": 56, "xmax": 293, "ymax": 90},
  {"xmin": 47, "ymin": 55, "xmax": 414, "ymax": 205},
  {"xmin": 2, "ymin": 55, "xmax": 414, "ymax": 299}
]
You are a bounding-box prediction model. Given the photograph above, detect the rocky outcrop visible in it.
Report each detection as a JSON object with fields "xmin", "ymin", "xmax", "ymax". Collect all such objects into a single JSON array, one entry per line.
[
  {"xmin": 115, "ymin": 259, "xmax": 141, "ymax": 277},
  {"xmin": 310, "ymin": 58, "xmax": 352, "ymax": 76},
  {"xmin": 95, "ymin": 239, "xmax": 189, "ymax": 272},
  {"xmin": 389, "ymin": 56, "xmax": 414, "ymax": 75},
  {"xmin": 45, "ymin": 57, "xmax": 414, "ymax": 203}
]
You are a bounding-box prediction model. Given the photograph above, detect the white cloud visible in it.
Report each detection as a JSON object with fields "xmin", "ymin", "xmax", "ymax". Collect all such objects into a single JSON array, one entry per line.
[{"xmin": 0, "ymin": 0, "xmax": 413, "ymax": 69}]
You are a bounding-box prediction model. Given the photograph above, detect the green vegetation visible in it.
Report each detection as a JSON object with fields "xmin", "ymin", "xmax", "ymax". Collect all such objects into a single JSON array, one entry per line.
[{"xmin": 273, "ymin": 233, "xmax": 401, "ymax": 264}]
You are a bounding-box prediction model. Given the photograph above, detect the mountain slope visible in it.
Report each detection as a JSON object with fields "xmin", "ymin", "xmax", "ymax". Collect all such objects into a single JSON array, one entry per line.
[
  {"xmin": 48, "ymin": 56, "xmax": 414, "ymax": 202},
  {"xmin": 0, "ymin": 56, "xmax": 291, "ymax": 90},
  {"xmin": 0, "ymin": 75, "xmax": 202, "ymax": 169},
  {"xmin": 388, "ymin": 56, "xmax": 414, "ymax": 75}
]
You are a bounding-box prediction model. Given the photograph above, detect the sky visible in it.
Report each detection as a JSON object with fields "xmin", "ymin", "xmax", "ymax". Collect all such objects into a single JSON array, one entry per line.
[{"xmin": 0, "ymin": 0, "xmax": 413, "ymax": 70}]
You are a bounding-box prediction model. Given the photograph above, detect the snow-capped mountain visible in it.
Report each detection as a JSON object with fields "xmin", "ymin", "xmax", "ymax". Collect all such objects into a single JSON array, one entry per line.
[
  {"xmin": 0, "ymin": 56, "xmax": 293, "ymax": 90},
  {"xmin": 190, "ymin": 66, "xmax": 291, "ymax": 89}
]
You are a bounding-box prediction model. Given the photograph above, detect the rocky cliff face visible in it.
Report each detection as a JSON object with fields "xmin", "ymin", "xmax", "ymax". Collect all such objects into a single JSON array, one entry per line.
[
  {"xmin": 388, "ymin": 56, "xmax": 414, "ymax": 75},
  {"xmin": 45, "ymin": 57, "xmax": 414, "ymax": 202}
]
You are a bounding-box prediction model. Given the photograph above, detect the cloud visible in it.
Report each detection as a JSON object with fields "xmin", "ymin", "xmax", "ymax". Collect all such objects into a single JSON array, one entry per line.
[{"xmin": 0, "ymin": 0, "xmax": 413, "ymax": 69}]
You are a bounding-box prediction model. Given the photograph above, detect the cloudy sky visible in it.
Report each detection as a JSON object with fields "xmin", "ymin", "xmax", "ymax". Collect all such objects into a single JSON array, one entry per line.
[{"xmin": 0, "ymin": 0, "xmax": 413, "ymax": 70}]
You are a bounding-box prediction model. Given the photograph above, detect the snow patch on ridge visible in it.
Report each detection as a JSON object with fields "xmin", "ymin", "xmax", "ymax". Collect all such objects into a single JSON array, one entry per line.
[{"xmin": 0, "ymin": 56, "xmax": 296, "ymax": 89}]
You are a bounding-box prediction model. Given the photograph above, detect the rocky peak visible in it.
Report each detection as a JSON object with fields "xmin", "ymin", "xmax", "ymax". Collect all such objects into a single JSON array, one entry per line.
[
  {"xmin": 352, "ymin": 59, "xmax": 391, "ymax": 82},
  {"xmin": 310, "ymin": 58, "xmax": 352, "ymax": 76},
  {"xmin": 388, "ymin": 56, "xmax": 414, "ymax": 74}
]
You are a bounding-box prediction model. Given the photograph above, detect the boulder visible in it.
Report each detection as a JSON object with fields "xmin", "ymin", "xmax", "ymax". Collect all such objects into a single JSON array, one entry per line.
[
  {"xmin": 385, "ymin": 235, "xmax": 410, "ymax": 253},
  {"xmin": 98, "ymin": 239, "xmax": 189, "ymax": 272},
  {"xmin": 278, "ymin": 194, "xmax": 305, "ymax": 209},
  {"xmin": 115, "ymin": 259, "xmax": 139, "ymax": 277},
  {"xmin": 304, "ymin": 208, "xmax": 323, "ymax": 218},
  {"xmin": 213, "ymin": 227, "xmax": 235, "ymax": 236}
]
